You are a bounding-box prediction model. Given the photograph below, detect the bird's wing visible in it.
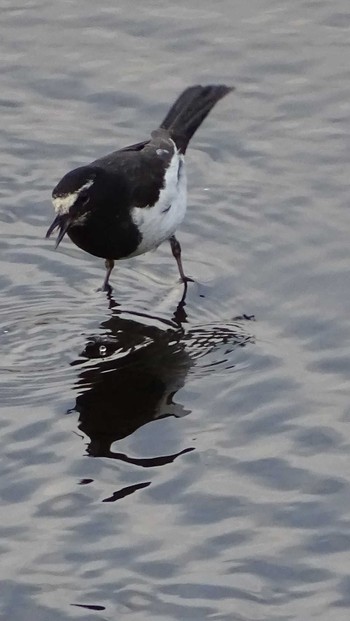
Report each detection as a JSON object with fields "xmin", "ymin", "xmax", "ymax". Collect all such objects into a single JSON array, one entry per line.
[
  {"xmin": 92, "ymin": 130, "xmax": 178, "ymax": 209},
  {"xmin": 130, "ymin": 130, "xmax": 177, "ymax": 208},
  {"xmin": 120, "ymin": 139, "xmax": 150, "ymax": 152}
]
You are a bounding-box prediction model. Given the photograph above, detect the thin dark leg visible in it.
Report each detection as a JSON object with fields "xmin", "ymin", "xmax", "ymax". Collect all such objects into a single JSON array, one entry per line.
[
  {"xmin": 169, "ymin": 235, "xmax": 193, "ymax": 283},
  {"xmin": 102, "ymin": 259, "xmax": 114, "ymax": 292}
]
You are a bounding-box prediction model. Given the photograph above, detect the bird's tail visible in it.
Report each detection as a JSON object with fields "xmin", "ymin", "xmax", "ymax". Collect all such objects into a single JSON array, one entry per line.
[{"xmin": 159, "ymin": 84, "xmax": 233, "ymax": 153}]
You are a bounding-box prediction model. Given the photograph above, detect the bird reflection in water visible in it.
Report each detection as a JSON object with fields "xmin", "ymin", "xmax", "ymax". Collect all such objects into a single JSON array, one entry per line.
[{"xmin": 70, "ymin": 295, "xmax": 254, "ymax": 471}]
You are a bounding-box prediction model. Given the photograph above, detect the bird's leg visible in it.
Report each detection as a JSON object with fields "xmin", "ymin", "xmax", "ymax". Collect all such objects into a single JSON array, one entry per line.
[
  {"xmin": 102, "ymin": 259, "xmax": 114, "ymax": 292},
  {"xmin": 169, "ymin": 235, "xmax": 193, "ymax": 284}
]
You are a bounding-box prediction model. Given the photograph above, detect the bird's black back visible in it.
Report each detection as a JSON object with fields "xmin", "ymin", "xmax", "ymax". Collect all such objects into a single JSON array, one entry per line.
[{"xmin": 92, "ymin": 129, "xmax": 176, "ymax": 209}]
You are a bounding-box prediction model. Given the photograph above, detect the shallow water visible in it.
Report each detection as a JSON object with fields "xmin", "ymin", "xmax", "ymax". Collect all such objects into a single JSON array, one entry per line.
[{"xmin": 1, "ymin": 0, "xmax": 350, "ymax": 619}]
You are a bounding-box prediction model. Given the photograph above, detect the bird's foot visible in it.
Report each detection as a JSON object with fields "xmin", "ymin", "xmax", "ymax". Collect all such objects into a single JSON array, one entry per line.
[
  {"xmin": 97, "ymin": 283, "xmax": 113, "ymax": 296},
  {"xmin": 180, "ymin": 276, "xmax": 194, "ymax": 284}
]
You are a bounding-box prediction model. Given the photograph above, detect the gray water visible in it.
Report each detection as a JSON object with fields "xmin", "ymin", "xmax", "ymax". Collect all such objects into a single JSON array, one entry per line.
[{"xmin": 1, "ymin": 1, "xmax": 350, "ymax": 619}]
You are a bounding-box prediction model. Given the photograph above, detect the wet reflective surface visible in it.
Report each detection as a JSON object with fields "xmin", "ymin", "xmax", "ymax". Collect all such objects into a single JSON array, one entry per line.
[
  {"xmin": 1, "ymin": 0, "xmax": 350, "ymax": 619},
  {"xmin": 71, "ymin": 299, "xmax": 251, "ymax": 467}
]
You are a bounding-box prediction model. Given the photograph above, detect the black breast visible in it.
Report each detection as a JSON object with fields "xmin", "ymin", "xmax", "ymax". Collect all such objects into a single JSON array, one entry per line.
[
  {"xmin": 68, "ymin": 213, "xmax": 141, "ymax": 260},
  {"xmin": 67, "ymin": 166, "xmax": 142, "ymax": 260}
]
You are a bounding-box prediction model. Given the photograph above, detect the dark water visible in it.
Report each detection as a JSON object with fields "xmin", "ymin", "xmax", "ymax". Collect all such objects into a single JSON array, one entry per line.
[{"xmin": 1, "ymin": 0, "xmax": 350, "ymax": 619}]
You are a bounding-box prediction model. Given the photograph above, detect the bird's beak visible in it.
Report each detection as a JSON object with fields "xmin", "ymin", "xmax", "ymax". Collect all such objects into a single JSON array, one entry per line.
[{"xmin": 46, "ymin": 214, "xmax": 72, "ymax": 248}]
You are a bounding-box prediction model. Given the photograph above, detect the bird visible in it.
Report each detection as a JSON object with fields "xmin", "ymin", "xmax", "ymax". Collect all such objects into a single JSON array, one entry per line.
[{"xmin": 46, "ymin": 84, "xmax": 233, "ymax": 292}]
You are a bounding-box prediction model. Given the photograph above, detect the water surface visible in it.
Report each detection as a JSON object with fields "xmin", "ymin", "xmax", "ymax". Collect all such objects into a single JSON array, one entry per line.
[{"xmin": 1, "ymin": 1, "xmax": 350, "ymax": 619}]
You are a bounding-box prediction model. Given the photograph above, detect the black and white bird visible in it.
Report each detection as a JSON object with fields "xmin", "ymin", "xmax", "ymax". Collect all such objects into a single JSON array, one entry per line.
[{"xmin": 46, "ymin": 84, "xmax": 233, "ymax": 291}]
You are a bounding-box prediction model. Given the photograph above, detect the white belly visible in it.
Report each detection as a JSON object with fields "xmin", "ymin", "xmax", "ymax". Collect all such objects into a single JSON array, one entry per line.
[{"xmin": 130, "ymin": 149, "xmax": 187, "ymax": 257}]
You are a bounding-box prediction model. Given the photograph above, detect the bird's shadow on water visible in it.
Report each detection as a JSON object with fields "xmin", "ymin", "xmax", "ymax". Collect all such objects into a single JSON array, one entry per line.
[{"xmin": 68, "ymin": 290, "xmax": 255, "ymax": 476}]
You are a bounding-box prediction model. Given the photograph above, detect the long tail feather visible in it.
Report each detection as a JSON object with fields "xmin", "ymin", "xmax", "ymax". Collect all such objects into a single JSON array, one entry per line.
[{"xmin": 159, "ymin": 84, "xmax": 233, "ymax": 153}]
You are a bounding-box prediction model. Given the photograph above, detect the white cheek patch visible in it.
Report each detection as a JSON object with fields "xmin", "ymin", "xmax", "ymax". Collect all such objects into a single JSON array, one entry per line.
[
  {"xmin": 52, "ymin": 179, "xmax": 94, "ymax": 215},
  {"xmin": 52, "ymin": 192, "xmax": 78, "ymax": 215}
]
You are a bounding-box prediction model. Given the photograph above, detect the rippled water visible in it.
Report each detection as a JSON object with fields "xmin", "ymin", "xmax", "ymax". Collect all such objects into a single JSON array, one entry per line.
[{"xmin": 1, "ymin": 0, "xmax": 350, "ymax": 619}]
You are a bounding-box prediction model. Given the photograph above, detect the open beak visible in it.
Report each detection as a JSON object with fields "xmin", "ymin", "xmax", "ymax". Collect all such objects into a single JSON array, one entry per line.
[{"xmin": 46, "ymin": 214, "xmax": 72, "ymax": 248}]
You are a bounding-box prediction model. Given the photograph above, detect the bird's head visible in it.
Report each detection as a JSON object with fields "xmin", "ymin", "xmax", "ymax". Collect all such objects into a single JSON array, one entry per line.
[{"xmin": 46, "ymin": 166, "xmax": 100, "ymax": 247}]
